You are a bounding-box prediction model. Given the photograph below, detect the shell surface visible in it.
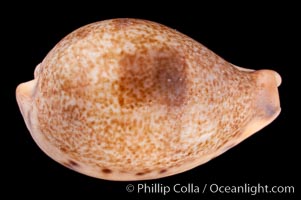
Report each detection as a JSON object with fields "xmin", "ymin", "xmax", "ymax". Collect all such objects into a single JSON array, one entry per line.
[{"xmin": 16, "ymin": 18, "xmax": 281, "ymax": 180}]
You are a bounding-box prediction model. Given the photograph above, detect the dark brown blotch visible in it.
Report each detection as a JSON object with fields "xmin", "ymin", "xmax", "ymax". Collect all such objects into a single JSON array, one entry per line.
[
  {"xmin": 159, "ymin": 169, "xmax": 167, "ymax": 174},
  {"xmin": 136, "ymin": 170, "xmax": 151, "ymax": 176},
  {"xmin": 118, "ymin": 49, "xmax": 188, "ymax": 108},
  {"xmin": 63, "ymin": 160, "xmax": 79, "ymax": 169},
  {"xmin": 102, "ymin": 168, "xmax": 112, "ymax": 174}
]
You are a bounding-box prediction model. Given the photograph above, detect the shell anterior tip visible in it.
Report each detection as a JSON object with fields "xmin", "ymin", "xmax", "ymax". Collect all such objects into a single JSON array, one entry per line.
[{"xmin": 273, "ymin": 71, "xmax": 282, "ymax": 87}]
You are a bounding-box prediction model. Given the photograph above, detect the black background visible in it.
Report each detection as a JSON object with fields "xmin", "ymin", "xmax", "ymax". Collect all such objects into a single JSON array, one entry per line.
[{"xmin": 5, "ymin": 2, "xmax": 299, "ymax": 199}]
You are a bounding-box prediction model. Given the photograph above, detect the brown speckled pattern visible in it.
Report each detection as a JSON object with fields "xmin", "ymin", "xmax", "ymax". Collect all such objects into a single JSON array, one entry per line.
[{"xmin": 17, "ymin": 19, "xmax": 281, "ymax": 180}]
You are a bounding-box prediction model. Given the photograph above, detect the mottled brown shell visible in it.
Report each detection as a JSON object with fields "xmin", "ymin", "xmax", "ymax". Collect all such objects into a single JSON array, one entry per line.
[{"xmin": 16, "ymin": 18, "xmax": 281, "ymax": 180}]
